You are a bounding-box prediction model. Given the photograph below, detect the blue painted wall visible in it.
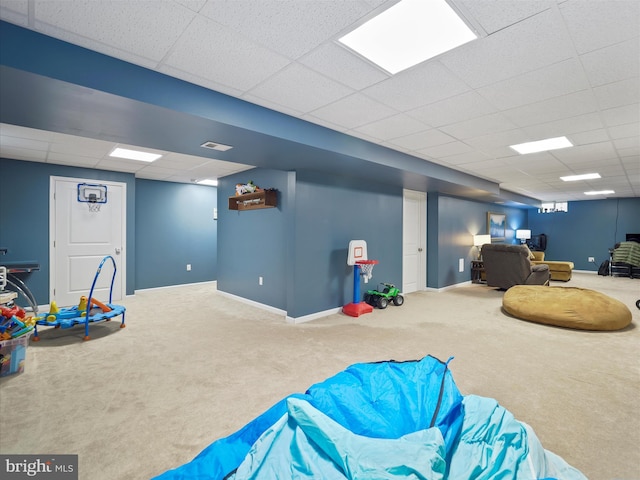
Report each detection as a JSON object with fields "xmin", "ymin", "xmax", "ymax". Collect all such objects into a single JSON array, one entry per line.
[
  {"xmin": 135, "ymin": 179, "xmax": 217, "ymax": 289},
  {"xmin": 291, "ymin": 171, "xmax": 403, "ymax": 318},
  {"xmin": 216, "ymin": 168, "xmax": 403, "ymax": 318},
  {"xmin": 427, "ymin": 194, "xmax": 527, "ymax": 288},
  {"xmin": 527, "ymin": 197, "xmax": 640, "ymax": 271},
  {"xmin": 217, "ymin": 169, "xmax": 291, "ymax": 311},
  {"xmin": 0, "ymin": 158, "xmax": 136, "ymax": 304},
  {"xmin": 0, "ymin": 158, "xmax": 220, "ymax": 305}
]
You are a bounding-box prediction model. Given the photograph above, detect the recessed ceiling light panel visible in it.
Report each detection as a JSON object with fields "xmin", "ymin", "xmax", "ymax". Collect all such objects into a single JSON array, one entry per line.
[
  {"xmin": 510, "ymin": 136, "xmax": 573, "ymax": 155},
  {"xmin": 196, "ymin": 179, "xmax": 218, "ymax": 186},
  {"xmin": 109, "ymin": 147, "xmax": 162, "ymax": 162},
  {"xmin": 560, "ymin": 173, "xmax": 601, "ymax": 182},
  {"xmin": 338, "ymin": 0, "xmax": 477, "ymax": 75},
  {"xmin": 584, "ymin": 190, "xmax": 615, "ymax": 196}
]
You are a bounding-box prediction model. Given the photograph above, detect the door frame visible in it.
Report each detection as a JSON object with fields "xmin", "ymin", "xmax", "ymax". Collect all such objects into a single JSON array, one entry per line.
[
  {"xmin": 49, "ymin": 175, "xmax": 127, "ymax": 303},
  {"xmin": 402, "ymin": 189, "xmax": 427, "ymax": 293}
]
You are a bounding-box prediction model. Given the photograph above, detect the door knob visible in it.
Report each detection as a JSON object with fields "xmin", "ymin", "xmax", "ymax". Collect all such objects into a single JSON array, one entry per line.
[{"xmin": 418, "ymin": 248, "xmax": 423, "ymax": 252}]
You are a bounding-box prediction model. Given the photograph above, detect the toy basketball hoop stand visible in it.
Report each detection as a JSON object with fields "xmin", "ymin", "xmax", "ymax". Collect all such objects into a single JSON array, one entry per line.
[{"xmin": 343, "ymin": 240, "xmax": 378, "ymax": 317}]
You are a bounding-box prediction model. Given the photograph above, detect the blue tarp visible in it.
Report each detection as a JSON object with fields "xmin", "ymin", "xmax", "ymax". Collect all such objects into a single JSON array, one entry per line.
[{"xmin": 154, "ymin": 356, "xmax": 586, "ymax": 480}]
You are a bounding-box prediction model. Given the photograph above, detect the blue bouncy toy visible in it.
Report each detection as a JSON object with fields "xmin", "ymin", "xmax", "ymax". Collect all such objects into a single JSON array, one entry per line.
[{"xmin": 33, "ymin": 255, "xmax": 126, "ymax": 341}]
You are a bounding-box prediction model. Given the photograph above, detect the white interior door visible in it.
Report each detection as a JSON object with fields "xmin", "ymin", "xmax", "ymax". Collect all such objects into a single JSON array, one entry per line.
[
  {"xmin": 402, "ymin": 189, "xmax": 426, "ymax": 293},
  {"xmin": 50, "ymin": 176, "xmax": 126, "ymax": 307}
]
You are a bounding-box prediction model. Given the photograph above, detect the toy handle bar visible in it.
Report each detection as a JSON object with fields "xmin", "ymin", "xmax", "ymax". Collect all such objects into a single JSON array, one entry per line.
[{"xmin": 87, "ymin": 255, "xmax": 117, "ymax": 306}]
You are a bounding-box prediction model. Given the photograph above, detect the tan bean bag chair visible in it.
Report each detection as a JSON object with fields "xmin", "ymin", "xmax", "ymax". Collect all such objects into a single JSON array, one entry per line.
[{"xmin": 503, "ymin": 285, "xmax": 632, "ymax": 331}]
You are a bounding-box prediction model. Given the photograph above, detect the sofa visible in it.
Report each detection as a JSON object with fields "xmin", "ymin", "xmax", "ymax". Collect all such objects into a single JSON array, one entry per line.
[
  {"xmin": 610, "ymin": 241, "xmax": 640, "ymax": 278},
  {"xmin": 530, "ymin": 251, "xmax": 574, "ymax": 281},
  {"xmin": 481, "ymin": 244, "xmax": 550, "ymax": 290}
]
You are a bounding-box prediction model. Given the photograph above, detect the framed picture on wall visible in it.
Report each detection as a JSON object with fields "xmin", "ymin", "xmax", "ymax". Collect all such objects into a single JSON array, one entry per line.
[{"xmin": 487, "ymin": 212, "xmax": 506, "ymax": 241}]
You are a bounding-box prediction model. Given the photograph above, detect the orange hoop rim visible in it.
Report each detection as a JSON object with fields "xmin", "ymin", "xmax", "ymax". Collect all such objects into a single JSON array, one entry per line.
[{"xmin": 356, "ymin": 259, "xmax": 379, "ymax": 265}]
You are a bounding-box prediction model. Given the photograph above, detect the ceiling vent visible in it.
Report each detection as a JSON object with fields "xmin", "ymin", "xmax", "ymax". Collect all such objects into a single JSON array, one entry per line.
[{"xmin": 200, "ymin": 141, "xmax": 233, "ymax": 152}]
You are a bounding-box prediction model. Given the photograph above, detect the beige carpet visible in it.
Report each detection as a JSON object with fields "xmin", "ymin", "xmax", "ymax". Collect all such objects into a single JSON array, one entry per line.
[{"xmin": 1, "ymin": 272, "xmax": 638, "ymax": 479}]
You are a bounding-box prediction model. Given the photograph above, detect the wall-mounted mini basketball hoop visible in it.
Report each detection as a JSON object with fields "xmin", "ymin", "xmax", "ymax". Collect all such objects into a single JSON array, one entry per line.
[{"xmin": 78, "ymin": 183, "xmax": 108, "ymax": 212}]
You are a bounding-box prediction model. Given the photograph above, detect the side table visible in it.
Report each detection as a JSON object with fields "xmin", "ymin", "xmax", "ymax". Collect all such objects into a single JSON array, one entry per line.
[{"xmin": 471, "ymin": 260, "xmax": 485, "ymax": 283}]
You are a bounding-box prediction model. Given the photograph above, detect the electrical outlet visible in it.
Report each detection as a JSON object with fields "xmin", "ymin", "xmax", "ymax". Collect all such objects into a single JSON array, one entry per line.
[
  {"xmin": 186, "ymin": 264, "xmax": 191, "ymax": 271},
  {"xmin": 588, "ymin": 257, "xmax": 595, "ymax": 263},
  {"xmin": 458, "ymin": 258, "xmax": 464, "ymax": 273},
  {"xmin": 259, "ymin": 276, "xmax": 263, "ymax": 286}
]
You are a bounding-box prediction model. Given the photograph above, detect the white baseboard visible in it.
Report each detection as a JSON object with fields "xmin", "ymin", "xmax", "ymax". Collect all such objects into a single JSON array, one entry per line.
[
  {"xmin": 426, "ymin": 280, "xmax": 472, "ymax": 292},
  {"xmin": 286, "ymin": 307, "xmax": 342, "ymax": 324},
  {"xmin": 215, "ymin": 289, "xmax": 287, "ymax": 317},
  {"xmin": 133, "ymin": 280, "xmax": 217, "ymax": 294}
]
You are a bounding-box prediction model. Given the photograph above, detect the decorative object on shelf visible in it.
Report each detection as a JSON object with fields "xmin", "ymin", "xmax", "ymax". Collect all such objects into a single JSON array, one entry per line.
[
  {"xmin": 515, "ymin": 229, "xmax": 531, "ymax": 244},
  {"xmin": 472, "ymin": 234, "xmax": 491, "ymax": 260},
  {"xmin": 235, "ymin": 180, "xmax": 260, "ymax": 196},
  {"xmin": 228, "ymin": 189, "xmax": 277, "ymax": 211},
  {"xmin": 487, "ymin": 212, "xmax": 506, "ymax": 242}
]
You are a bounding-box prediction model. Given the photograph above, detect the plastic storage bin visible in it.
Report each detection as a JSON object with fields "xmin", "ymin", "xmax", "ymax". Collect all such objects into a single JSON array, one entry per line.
[{"xmin": 0, "ymin": 333, "xmax": 31, "ymax": 377}]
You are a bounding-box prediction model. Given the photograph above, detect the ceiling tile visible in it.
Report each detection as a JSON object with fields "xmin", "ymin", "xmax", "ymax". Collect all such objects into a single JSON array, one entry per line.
[
  {"xmin": 47, "ymin": 151, "xmax": 100, "ymax": 168},
  {"xmin": 34, "ymin": 0, "xmax": 197, "ymax": 63},
  {"xmin": 503, "ymin": 90, "xmax": 599, "ymax": 128},
  {"xmin": 247, "ymin": 63, "xmax": 354, "ymax": 113},
  {"xmin": 560, "ymin": 0, "xmax": 640, "ymax": 54},
  {"xmin": 299, "ymin": 42, "xmax": 389, "ymax": 90},
  {"xmin": 593, "ymin": 77, "xmax": 640, "ymax": 110},
  {"xmin": 417, "ymin": 141, "xmax": 474, "ymax": 159},
  {"xmin": 352, "ymin": 113, "xmax": 428, "ymax": 141},
  {"xmin": 361, "ymin": 61, "xmax": 470, "ymax": 111},
  {"xmin": 408, "ymin": 91, "xmax": 497, "ymax": 128},
  {"xmin": 602, "ymin": 105, "xmax": 640, "ymax": 128},
  {"xmin": 520, "ymin": 111, "xmax": 604, "ymax": 139},
  {"xmin": 455, "ymin": 0, "xmax": 555, "ymax": 34},
  {"xmin": 439, "ymin": 113, "xmax": 518, "ymax": 140},
  {"xmin": 0, "ymin": 0, "xmax": 29, "ymax": 27},
  {"xmin": 478, "ymin": 59, "xmax": 589, "ymax": 111},
  {"xmin": 198, "ymin": 0, "xmax": 375, "ymax": 59},
  {"xmin": 387, "ymin": 129, "xmax": 457, "ymax": 151},
  {"xmin": 607, "ymin": 123, "xmax": 640, "ymax": 140},
  {"xmin": 440, "ymin": 7, "xmax": 575, "ymax": 89},
  {"xmin": 0, "ymin": 145, "xmax": 47, "ymax": 162},
  {"xmin": 551, "ymin": 141, "xmax": 618, "ymax": 163},
  {"xmin": 581, "ymin": 39, "xmax": 640, "ymax": 87},
  {"xmin": 308, "ymin": 93, "xmax": 397, "ymax": 130},
  {"xmin": 162, "ymin": 15, "xmax": 292, "ymax": 92}
]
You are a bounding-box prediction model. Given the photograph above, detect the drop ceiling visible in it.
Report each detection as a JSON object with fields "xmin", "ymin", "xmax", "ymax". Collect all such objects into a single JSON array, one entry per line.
[{"xmin": 0, "ymin": 0, "xmax": 638, "ymax": 204}]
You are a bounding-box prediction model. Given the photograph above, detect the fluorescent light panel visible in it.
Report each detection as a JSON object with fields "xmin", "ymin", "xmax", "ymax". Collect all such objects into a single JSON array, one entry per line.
[
  {"xmin": 338, "ymin": 0, "xmax": 477, "ymax": 75},
  {"xmin": 510, "ymin": 136, "xmax": 573, "ymax": 155},
  {"xmin": 584, "ymin": 190, "xmax": 615, "ymax": 196},
  {"xmin": 560, "ymin": 173, "xmax": 601, "ymax": 182},
  {"xmin": 109, "ymin": 147, "xmax": 162, "ymax": 162},
  {"xmin": 196, "ymin": 179, "xmax": 218, "ymax": 187}
]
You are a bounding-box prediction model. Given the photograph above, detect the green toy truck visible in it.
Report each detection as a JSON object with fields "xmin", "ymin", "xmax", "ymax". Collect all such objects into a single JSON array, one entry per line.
[{"xmin": 363, "ymin": 283, "xmax": 404, "ymax": 309}]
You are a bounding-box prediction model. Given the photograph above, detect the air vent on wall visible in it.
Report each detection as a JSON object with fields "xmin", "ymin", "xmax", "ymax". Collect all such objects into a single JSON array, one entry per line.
[{"xmin": 200, "ymin": 141, "xmax": 233, "ymax": 151}]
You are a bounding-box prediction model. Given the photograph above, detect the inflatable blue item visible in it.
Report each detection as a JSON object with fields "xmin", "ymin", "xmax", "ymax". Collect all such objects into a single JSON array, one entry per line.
[
  {"xmin": 154, "ymin": 355, "xmax": 587, "ymax": 479},
  {"xmin": 154, "ymin": 355, "xmax": 463, "ymax": 480}
]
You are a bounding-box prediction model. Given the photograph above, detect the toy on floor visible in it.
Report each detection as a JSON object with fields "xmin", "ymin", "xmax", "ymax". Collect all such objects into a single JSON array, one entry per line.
[
  {"xmin": 363, "ymin": 283, "xmax": 404, "ymax": 309},
  {"xmin": 0, "ymin": 304, "xmax": 35, "ymax": 340},
  {"xmin": 33, "ymin": 255, "xmax": 126, "ymax": 341}
]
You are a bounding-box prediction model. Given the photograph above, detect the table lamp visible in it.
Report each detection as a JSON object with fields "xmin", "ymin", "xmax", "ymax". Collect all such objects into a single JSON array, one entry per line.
[{"xmin": 516, "ymin": 229, "xmax": 531, "ymax": 244}]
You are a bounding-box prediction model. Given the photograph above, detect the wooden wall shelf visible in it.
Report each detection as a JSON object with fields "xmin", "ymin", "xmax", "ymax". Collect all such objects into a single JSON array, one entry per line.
[{"xmin": 228, "ymin": 190, "xmax": 277, "ymax": 211}]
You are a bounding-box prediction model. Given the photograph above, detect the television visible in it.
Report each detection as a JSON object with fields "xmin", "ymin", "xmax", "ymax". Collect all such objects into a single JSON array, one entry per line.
[
  {"xmin": 626, "ymin": 233, "xmax": 640, "ymax": 243},
  {"xmin": 527, "ymin": 233, "xmax": 547, "ymax": 251}
]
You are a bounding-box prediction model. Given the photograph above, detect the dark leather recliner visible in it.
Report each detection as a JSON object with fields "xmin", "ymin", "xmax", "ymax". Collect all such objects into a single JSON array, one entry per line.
[{"xmin": 481, "ymin": 243, "xmax": 550, "ymax": 290}]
